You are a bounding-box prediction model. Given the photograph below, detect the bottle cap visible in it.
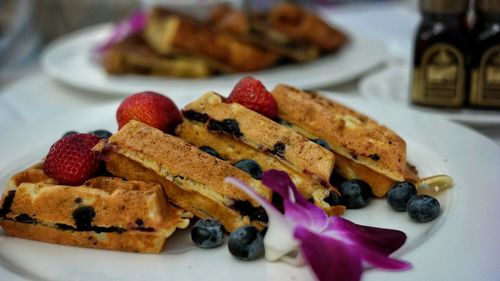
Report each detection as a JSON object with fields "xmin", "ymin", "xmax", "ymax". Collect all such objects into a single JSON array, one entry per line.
[
  {"xmin": 420, "ymin": 0, "xmax": 469, "ymax": 14},
  {"xmin": 476, "ymin": 0, "xmax": 500, "ymax": 13}
]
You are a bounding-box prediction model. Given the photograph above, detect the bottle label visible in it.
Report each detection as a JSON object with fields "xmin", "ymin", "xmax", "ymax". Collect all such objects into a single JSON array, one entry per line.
[
  {"xmin": 470, "ymin": 45, "xmax": 500, "ymax": 107},
  {"xmin": 412, "ymin": 44, "xmax": 465, "ymax": 107}
]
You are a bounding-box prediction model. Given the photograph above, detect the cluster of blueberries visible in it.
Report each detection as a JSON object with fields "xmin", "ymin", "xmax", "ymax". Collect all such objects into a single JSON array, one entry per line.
[
  {"xmin": 193, "ymin": 144, "xmax": 441, "ymax": 260},
  {"xmin": 191, "ymin": 219, "xmax": 265, "ymax": 261},
  {"xmin": 190, "ymin": 180, "xmax": 441, "ymax": 261},
  {"xmin": 387, "ymin": 182, "xmax": 440, "ymax": 223},
  {"xmin": 336, "ymin": 178, "xmax": 440, "ymax": 223},
  {"xmin": 194, "ymin": 147, "xmax": 267, "ymax": 260}
]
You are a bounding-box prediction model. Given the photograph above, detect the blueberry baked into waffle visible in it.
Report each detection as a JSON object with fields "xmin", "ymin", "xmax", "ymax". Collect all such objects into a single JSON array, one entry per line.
[{"xmin": 0, "ymin": 163, "xmax": 190, "ymax": 253}]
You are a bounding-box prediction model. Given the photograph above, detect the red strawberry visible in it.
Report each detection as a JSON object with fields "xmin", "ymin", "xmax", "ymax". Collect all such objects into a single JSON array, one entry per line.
[
  {"xmin": 116, "ymin": 91, "xmax": 182, "ymax": 133},
  {"xmin": 227, "ymin": 77, "xmax": 278, "ymax": 119},
  {"xmin": 44, "ymin": 133, "xmax": 101, "ymax": 186}
]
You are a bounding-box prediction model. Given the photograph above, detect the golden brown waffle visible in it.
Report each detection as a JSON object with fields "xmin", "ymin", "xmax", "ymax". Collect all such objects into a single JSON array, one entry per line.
[
  {"xmin": 268, "ymin": 3, "xmax": 347, "ymax": 53},
  {"xmin": 183, "ymin": 92, "xmax": 335, "ymax": 185},
  {"xmin": 103, "ymin": 35, "xmax": 212, "ymax": 78},
  {"xmin": 271, "ymin": 85, "xmax": 419, "ymax": 197},
  {"xmin": 144, "ymin": 7, "xmax": 280, "ymax": 72},
  {"xmin": 94, "ymin": 120, "xmax": 272, "ymax": 232},
  {"xmin": 176, "ymin": 119, "xmax": 345, "ymax": 216},
  {"xmin": 210, "ymin": 4, "xmax": 319, "ymax": 62},
  {"xmin": 0, "ymin": 164, "xmax": 190, "ymax": 253}
]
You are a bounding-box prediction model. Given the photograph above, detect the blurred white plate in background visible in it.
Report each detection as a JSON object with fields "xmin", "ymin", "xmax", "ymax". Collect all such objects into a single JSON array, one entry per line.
[
  {"xmin": 359, "ymin": 64, "xmax": 500, "ymax": 127},
  {"xmin": 41, "ymin": 24, "xmax": 385, "ymax": 98}
]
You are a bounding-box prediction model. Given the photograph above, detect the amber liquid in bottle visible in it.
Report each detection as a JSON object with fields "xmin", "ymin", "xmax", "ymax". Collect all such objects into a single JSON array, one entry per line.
[
  {"xmin": 412, "ymin": 13, "xmax": 469, "ymax": 108},
  {"xmin": 470, "ymin": 12, "xmax": 500, "ymax": 109}
]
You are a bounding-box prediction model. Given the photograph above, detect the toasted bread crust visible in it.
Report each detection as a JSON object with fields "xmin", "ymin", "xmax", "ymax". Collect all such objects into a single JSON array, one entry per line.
[{"xmin": 183, "ymin": 92, "xmax": 335, "ymax": 183}]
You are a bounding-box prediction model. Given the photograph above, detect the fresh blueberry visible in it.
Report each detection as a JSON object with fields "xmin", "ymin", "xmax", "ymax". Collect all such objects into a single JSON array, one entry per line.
[
  {"xmin": 191, "ymin": 219, "xmax": 225, "ymax": 249},
  {"xmin": 63, "ymin": 131, "xmax": 78, "ymax": 137},
  {"xmin": 91, "ymin": 129, "xmax": 112, "ymax": 139},
  {"xmin": 228, "ymin": 225, "xmax": 264, "ymax": 261},
  {"xmin": 199, "ymin": 146, "xmax": 222, "ymax": 159},
  {"xmin": 387, "ymin": 182, "xmax": 417, "ymax": 211},
  {"xmin": 310, "ymin": 138, "xmax": 331, "ymax": 150},
  {"xmin": 339, "ymin": 179, "xmax": 372, "ymax": 209},
  {"xmin": 407, "ymin": 195, "xmax": 440, "ymax": 223},
  {"xmin": 234, "ymin": 159, "xmax": 263, "ymax": 180}
]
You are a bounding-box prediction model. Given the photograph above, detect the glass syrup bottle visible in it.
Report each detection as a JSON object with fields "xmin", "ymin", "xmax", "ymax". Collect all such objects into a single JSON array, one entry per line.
[
  {"xmin": 411, "ymin": 0, "xmax": 470, "ymax": 108},
  {"xmin": 470, "ymin": 0, "xmax": 500, "ymax": 109}
]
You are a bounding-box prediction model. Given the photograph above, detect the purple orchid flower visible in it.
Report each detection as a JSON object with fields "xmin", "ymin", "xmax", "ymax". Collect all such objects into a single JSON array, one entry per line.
[
  {"xmin": 225, "ymin": 170, "xmax": 411, "ymax": 281},
  {"xmin": 96, "ymin": 10, "xmax": 147, "ymax": 53}
]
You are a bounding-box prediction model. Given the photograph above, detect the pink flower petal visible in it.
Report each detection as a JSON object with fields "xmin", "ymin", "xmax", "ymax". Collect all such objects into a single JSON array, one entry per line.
[
  {"xmin": 262, "ymin": 170, "xmax": 328, "ymax": 229},
  {"xmin": 355, "ymin": 245, "xmax": 411, "ymax": 271},
  {"xmin": 295, "ymin": 226, "xmax": 363, "ymax": 281},
  {"xmin": 96, "ymin": 10, "xmax": 147, "ymax": 53},
  {"xmin": 262, "ymin": 170, "xmax": 308, "ymax": 205},
  {"xmin": 224, "ymin": 177, "xmax": 277, "ymax": 213},
  {"xmin": 324, "ymin": 216, "xmax": 407, "ymax": 255}
]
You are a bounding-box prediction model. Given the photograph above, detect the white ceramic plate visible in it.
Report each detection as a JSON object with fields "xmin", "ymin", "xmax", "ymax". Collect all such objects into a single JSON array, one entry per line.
[
  {"xmin": 41, "ymin": 24, "xmax": 385, "ymax": 98},
  {"xmin": 1, "ymin": 95, "xmax": 499, "ymax": 281},
  {"xmin": 358, "ymin": 64, "xmax": 500, "ymax": 127}
]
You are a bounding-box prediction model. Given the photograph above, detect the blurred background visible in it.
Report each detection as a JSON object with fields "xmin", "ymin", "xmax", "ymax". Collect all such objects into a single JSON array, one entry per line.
[
  {"xmin": 2, "ymin": 0, "xmax": 499, "ymax": 145},
  {"xmin": 0, "ymin": 0, "xmax": 137, "ymax": 85},
  {"xmin": 0, "ymin": 0, "xmax": 417, "ymax": 86}
]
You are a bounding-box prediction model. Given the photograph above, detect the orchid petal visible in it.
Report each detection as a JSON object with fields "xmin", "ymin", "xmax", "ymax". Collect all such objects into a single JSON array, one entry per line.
[
  {"xmin": 262, "ymin": 170, "xmax": 308, "ymax": 205},
  {"xmin": 295, "ymin": 226, "xmax": 363, "ymax": 281},
  {"xmin": 355, "ymin": 245, "xmax": 412, "ymax": 271},
  {"xmin": 96, "ymin": 10, "xmax": 147, "ymax": 53},
  {"xmin": 324, "ymin": 216, "xmax": 407, "ymax": 255},
  {"xmin": 262, "ymin": 170, "xmax": 328, "ymax": 229},
  {"xmin": 224, "ymin": 177, "xmax": 277, "ymax": 213},
  {"xmin": 282, "ymin": 200, "xmax": 311, "ymax": 224}
]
